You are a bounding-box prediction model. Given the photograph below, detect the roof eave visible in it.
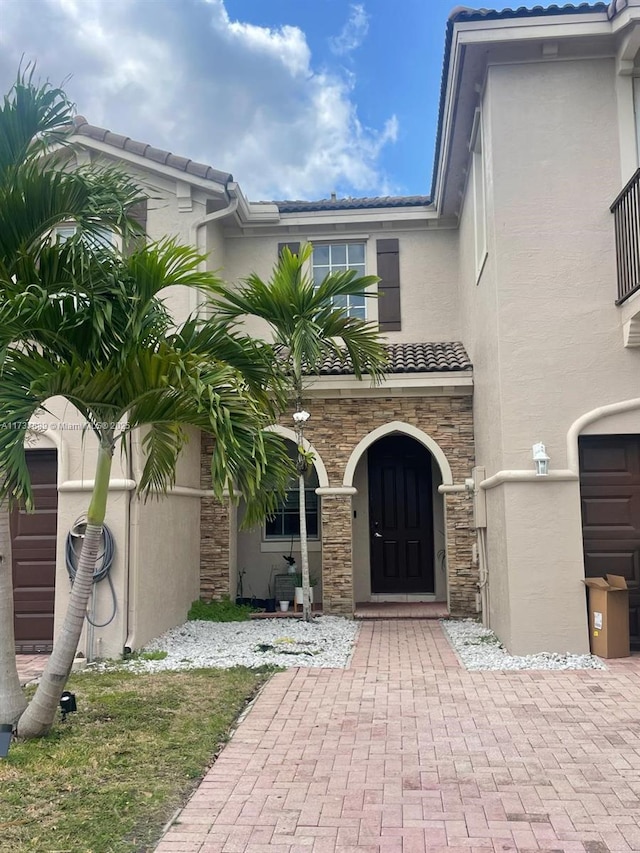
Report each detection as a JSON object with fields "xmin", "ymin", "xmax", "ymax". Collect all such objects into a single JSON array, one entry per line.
[{"xmin": 430, "ymin": 4, "xmax": 613, "ymax": 217}]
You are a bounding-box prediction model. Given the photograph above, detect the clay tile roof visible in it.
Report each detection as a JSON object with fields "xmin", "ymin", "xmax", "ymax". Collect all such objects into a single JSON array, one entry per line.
[
  {"xmin": 314, "ymin": 342, "xmax": 471, "ymax": 376},
  {"xmin": 448, "ymin": 3, "xmax": 608, "ymax": 24},
  {"xmin": 276, "ymin": 196, "xmax": 431, "ymax": 213},
  {"xmin": 72, "ymin": 116, "xmax": 233, "ymax": 186}
]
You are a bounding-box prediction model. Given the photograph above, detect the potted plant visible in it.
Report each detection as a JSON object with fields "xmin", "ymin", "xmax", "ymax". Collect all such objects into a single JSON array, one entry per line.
[{"xmin": 293, "ymin": 572, "xmax": 318, "ymax": 608}]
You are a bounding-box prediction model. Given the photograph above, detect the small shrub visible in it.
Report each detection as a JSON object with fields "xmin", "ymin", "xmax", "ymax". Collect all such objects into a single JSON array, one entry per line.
[
  {"xmin": 188, "ymin": 597, "xmax": 254, "ymax": 622},
  {"xmin": 126, "ymin": 649, "xmax": 169, "ymax": 661}
]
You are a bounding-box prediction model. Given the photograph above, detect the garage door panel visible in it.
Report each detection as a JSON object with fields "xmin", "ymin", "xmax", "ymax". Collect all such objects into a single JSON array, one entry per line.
[
  {"xmin": 580, "ymin": 436, "xmax": 640, "ymax": 650},
  {"xmin": 582, "ymin": 548, "xmax": 640, "ymax": 585},
  {"xmin": 580, "ymin": 441, "xmax": 640, "ymax": 479},
  {"xmin": 11, "ymin": 450, "xmax": 58, "ymax": 654},
  {"xmin": 581, "ymin": 495, "xmax": 640, "ymax": 531}
]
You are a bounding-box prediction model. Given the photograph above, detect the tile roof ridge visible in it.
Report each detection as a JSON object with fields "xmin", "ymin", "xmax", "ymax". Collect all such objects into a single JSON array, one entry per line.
[{"xmin": 71, "ymin": 116, "xmax": 234, "ymax": 186}]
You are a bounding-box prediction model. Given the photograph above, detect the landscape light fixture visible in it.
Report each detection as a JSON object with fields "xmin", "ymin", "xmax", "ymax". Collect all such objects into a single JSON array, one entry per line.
[
  {"xmin": 0, "ymin": 724, "xmax": 12, "ymax": 758},
  {"xmin": 532, "ymin": 442, "xmax": 550, "ymax": 476},
  {"xmin": 60, "ymin": 691, "xmax": 77, "ymax": 721}
]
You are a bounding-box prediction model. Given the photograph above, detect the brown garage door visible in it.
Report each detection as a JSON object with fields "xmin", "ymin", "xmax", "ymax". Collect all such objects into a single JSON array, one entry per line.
[
  {"xmin": 12, "ymin": 449, "xmax": 58, "ymax": 653},
  {"xmin": 579, "ymin": 435, "xmax": 640, "ymax": 649}
]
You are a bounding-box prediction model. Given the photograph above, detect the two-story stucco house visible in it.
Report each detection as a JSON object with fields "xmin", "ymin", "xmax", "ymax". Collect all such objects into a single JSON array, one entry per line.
[{"xmin": 13, "ymin": 1, "xmax": 640, "ymax": 659}]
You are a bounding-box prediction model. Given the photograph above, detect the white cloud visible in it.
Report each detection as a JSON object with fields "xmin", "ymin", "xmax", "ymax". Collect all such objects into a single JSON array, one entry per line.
[
  {"xmin": 0, "ymin": 0, "xmax": 397, "ymax": 200},
  {"xmin": 330, "ymin": 4, "xmax": 370, "ymax": 56}
]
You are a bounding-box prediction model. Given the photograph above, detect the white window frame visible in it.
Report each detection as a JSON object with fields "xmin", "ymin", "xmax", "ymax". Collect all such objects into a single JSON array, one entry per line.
[
  {"xmin": 53, "ymin": 222, "xmax": 119, "ymax": 250},
  {"xmin": 311, "ymin": 241, "xmax": 368, "ymax": 319},
  {"xmin": 470, "ymin": 108, "xmax": 488, "ymax": 283},
  {"xmin": 263, "ymin": 440, "xmax": 320, "ymax": 542}
]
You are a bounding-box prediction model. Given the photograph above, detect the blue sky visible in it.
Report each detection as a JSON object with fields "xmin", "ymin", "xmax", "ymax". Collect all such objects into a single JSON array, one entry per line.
[{"xmin": 0, "ymin": 1, "xmax": 535, "ymax": 200}]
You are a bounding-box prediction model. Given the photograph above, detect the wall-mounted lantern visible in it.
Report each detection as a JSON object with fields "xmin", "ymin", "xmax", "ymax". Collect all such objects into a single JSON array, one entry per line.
[{"xmin": 532, "ymin": 442, "xmax": 550, "ymax": 476}]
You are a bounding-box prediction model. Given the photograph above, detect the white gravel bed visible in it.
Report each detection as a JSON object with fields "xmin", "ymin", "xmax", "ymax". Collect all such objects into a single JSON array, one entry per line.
[
  {"xmin": 442, "ymin": 618, "xmax": 606, "ymax": 671},
  {"xmin": 101, "ymin": 616, "xmax": 359, "ymax": 672}
]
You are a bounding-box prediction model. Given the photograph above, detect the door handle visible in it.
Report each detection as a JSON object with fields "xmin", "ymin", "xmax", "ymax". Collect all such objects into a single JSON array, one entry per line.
[{"xmin": 372, "ymin": 521, "xmax": 382, "ymax": 539}]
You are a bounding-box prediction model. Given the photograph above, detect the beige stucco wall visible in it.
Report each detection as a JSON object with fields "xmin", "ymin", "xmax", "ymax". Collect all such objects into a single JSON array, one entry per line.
[
  {"xmin": 222, "ymin": 227, "xmax": 460, "ymax": 344},
  {"xmin": 126, "ymin": 426, "xmax": 202, "ymax": 653},
  {"xmin": 460, "ymin": 56, "xmax": 635, "ymax": 653},
  {"xmin": 48, "ymin": 392, "xmax": 203, "ymax": 659}
]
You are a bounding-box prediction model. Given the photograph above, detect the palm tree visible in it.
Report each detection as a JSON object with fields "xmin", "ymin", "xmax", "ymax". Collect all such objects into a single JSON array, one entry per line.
[
  {"xmin": 0, "ymin": 68, "xmax": 142, "ymax": 726},
  {"xmin": 0, "ymin": 239, "xmax": 292, "ymax": 738},
  {"xmin": 211, "ymin": 244, "xmax": 387, "ymax": 621}
]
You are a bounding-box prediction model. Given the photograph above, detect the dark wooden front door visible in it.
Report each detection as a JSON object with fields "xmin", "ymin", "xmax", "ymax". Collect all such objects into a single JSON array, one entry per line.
[
  {"xmin": 368, "ymin": 435, "xmax": 434, "ymax": 594},
  {"xmin": 12, "ymin": 449, "xmax": 58, "ymax": 653},
  {"xmin": 579, "ymin": 436, "xmax": 640, "ymax": 649}
]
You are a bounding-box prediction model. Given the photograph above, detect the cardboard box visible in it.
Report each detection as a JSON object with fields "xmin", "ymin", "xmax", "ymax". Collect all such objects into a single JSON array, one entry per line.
[{"xmin": 583, "ymin": 574, "xmax": 630, "ymax": 659}]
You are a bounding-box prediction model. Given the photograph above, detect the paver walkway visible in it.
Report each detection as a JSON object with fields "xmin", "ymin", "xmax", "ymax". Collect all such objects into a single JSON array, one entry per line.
[
  {"xmin": 153, "ymin": 620, "xmax": 640, "ymax": 853},
  {"xmin": 16, "ymin": 654, "xmax": 48, "ymax": 685}
]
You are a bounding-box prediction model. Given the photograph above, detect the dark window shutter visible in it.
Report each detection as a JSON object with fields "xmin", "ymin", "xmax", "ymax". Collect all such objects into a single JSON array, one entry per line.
[
  {"xmin": 278, "ymin": 242, "xmax": 300, "ymax": 258},
  {"xmin": 377, "ymin": 238, "xmax": 401, "ymax": 331}
]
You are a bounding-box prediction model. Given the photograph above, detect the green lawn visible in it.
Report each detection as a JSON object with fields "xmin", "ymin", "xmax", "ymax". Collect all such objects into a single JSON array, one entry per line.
[{"xmin": 0, "ymin": 667, "xmax": 271, "ymax": 852}]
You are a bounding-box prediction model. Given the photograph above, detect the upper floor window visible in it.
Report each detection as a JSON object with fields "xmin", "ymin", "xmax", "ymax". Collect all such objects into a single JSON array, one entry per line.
[
  {"xmin": 312, "ymin": 242, "xmax": 367, "ymax": 319},
  {"xmin": 53, "ymin": 223, "xmax": 116, "ymax": 248}
]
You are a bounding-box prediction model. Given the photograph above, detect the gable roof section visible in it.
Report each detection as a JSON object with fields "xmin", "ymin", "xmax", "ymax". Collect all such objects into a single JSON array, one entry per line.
[
  {"xmin": 431, "ymin": 3, "xmax": 610, "ymax": 203},
  {"xmin": 316, "ymin": 342, "xmax": 471, "ymax": 376},
  {"xmin": 73, "ymin": 116, "xmax": 234, "ymax": 187}
]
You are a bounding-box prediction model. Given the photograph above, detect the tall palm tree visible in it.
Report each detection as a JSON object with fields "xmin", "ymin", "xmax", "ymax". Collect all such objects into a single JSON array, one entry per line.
[
  {"xmin": 0, "ymin": 68, "xmax": 142, "ymax": 726},
  {"xmin": 212, "ymin": 244, "xmax": 387, "ymax": 621},
  {"xmin": 0, "ymin": 239, "xmax": 292, "ymax": 738}
]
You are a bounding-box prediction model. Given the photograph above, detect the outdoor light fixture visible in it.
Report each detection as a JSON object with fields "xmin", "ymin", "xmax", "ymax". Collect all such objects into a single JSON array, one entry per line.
[
  {"xmin": 0, "ymin": 724, "xmax": 12, "ymax": 758},
  {"xmin": 292, "ymin": 410, "xmax": 310, "ymax": 423},
  {"xmin": 532, "ymin": 442, "xmax": 550, "ymax": 476},
  {"xmin": 59, "ymin": 691, "xmax": 77, "ymax": 721}
]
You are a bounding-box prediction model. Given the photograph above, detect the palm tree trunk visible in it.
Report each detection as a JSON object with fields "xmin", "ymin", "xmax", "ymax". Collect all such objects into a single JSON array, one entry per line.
[
  {"xmin": 298, "ymin": 473, "xmax": 312, "ymax": 622},
  {"xmin": 0, "ymin": 501, "xmax": 27, "ymax": 725},
  {"xmin": 17, "ymin": 442, "xmax": 113, "ymax": 739}
]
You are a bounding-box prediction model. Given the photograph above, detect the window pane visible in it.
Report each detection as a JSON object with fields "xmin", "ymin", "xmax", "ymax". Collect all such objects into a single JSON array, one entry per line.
[
  {"xmin": 313, "ymin": 245, "xmax": 330, "ymax": 265},
  {"xmin": 349, "ymin": 263, "xmax": 365, "ymax": 277},
  {"xmin": 283, "ymin": 512, "xmax": 301, "ymax": 537},
  {"xmin": 348, "ymin": 243, "xmax": 365, "ymax": 264},
  {"xmin": 331, "ymin": 244, "xmax": 346, "ymax": 265},
  {"xmin": 314, "ymin": 266, "xmax": 329, "ymax": 286},
  {"xmin": 350, "ymin": 305, "xmax": 366, "ymax": 320},
  {"xmin": 333, "ymin": 294, "xmax": 347, "ymax": 309},
  {"xmin": 349, "ymin": 294, "xmax": 365, "ymax": 307}
]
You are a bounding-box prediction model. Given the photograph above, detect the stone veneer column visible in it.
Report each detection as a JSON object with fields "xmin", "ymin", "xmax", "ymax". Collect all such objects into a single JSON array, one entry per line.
[
  {"xmin": 318, "ymin": 488, "xmax": 355, "ymax": 616},
  {"xmin": 200, "ymin": 433, "xmax": 232, "ymax": 601},
  {"xmin": 444, "ymin": 491, "xmax": 476, "ymax": 616}
]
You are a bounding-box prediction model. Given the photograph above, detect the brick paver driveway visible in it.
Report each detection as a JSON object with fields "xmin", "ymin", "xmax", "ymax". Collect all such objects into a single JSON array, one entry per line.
[{"xmin": 156, "ymin": 620, "xmax": 640, "ymax": 853}]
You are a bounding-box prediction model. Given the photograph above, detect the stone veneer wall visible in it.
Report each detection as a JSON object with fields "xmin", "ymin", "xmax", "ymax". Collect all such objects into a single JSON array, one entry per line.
[
  {"xmin": 199, "ymin": 393, "xmax": 476, "ymax": 615},
  {"xmin": 200, "ymin": 434, "xmax": 231, "ymax": 600}
]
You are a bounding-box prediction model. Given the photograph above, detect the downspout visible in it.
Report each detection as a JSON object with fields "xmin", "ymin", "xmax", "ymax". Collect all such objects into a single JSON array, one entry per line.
[
  {"xmin": 188, "ymin": 183, "xmax": 240, "ymax": 317},
  {"xmin": 124, "ymin": 428, "xmax": 140, "ymax": 654}
]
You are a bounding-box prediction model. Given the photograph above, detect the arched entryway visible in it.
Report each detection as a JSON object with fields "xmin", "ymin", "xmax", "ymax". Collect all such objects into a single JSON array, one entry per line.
[{"xmin": 345, "ymin": 423, "xmax": 450, "ymax": 604}]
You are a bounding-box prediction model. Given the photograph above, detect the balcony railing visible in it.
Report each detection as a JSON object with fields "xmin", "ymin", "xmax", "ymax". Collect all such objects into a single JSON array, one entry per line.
[{"xmin": 612, "ymin": 168, "xmax": 640, "ymax": 305}]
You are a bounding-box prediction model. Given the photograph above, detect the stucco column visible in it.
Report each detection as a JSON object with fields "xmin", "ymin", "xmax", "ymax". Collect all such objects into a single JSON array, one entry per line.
[
  {"xmin": 318, "ymin": 487, "xmax": 355, "ymax": 616},
  {"xmin": 487, "ymin": 480, "xmax": 589, "ymax": 655}
]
